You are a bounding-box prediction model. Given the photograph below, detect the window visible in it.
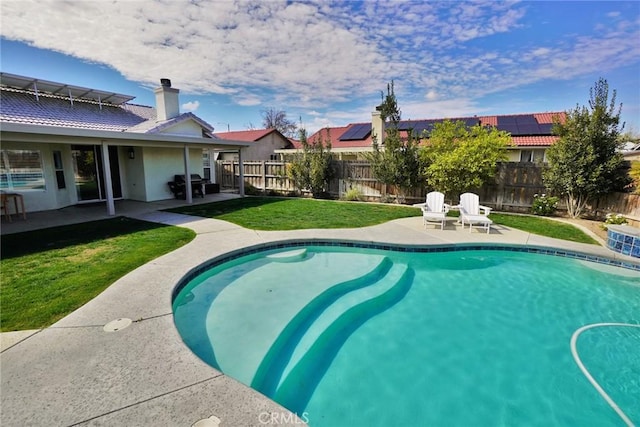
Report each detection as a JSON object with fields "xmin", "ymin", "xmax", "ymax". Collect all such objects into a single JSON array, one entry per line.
[
  {"xmin": 519, "ymin": 149, "xmax": 545, "ymax": 163},
  {"xmin": 0, "ymin": 149, "xmax": 45, "ymax": 190},
  {"xmin": 202, "ymin": 149, "xmax": 211, "ymax": 181},
  {"xmin": 53, "ymin": 150, "xmax": 66, "ymax": 189}
]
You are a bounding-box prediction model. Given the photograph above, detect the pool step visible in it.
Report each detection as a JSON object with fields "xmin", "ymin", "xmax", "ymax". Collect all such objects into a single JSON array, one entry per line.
[
  {"xmin": 265, "ymin": 248, "xmax": 308, "ymax": 262},
  {"xmin": 207, "ymin": 252, "xmax": 392, "ymax": 386},
  {"xmin": 272, "ymin": 263, "xmax": 414, "ymax": 412},
  {"xmin": 278, "ymin": 263, "xmax": 411, "ymax": 385}
]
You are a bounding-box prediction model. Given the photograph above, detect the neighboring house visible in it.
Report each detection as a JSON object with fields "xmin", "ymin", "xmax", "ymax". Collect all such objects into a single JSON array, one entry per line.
[
  {"xmin": 621, "ymin": 141, "xmax": 640, "ymax": 161},
  {"xmin": 0, "ymin": 72, "xmax": 250, "ymax": 215},
  {"xmin": 276, "ymin": 110, "xmax": 565, "ymax": 162},
  {"xmin": 212, "ymin": 128, "xmax": 293, "ymax": 161}
]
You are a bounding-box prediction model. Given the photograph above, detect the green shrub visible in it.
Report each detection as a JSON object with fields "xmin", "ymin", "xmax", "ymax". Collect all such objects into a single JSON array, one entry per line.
[
  {"xmin": 243, "ymin": 183, "xmax": 262, "ymax": 196},
  {"xmin": 604, "ymin": 213, "xmax": 627, "ymax": 225},
  {"xmin": 343, "ymin": 188, "xmax": 363, "ymax": 201},
  {"xmin": 531, "ymin": 193, "xmax": 559, "ymax": 216}
]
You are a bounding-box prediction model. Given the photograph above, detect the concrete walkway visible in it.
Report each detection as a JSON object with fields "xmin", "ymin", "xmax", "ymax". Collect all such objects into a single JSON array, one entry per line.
[{"xmin": 1, "ymin": 213, "xmax": 639, "ymax": 427}]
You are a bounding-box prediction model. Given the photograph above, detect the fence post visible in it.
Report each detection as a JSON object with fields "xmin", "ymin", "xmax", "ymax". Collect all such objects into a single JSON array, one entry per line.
[
  {"xmin": 496, "ymin": 163, "xmax": 506, "ymax": 210},
  {"xmin": 262, "ymin": 161, "xmax": 267, "ymax": 191}
]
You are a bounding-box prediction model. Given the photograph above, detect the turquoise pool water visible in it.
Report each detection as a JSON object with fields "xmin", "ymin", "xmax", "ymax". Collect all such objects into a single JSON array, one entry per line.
[{"xmin": 173, "ymin": 244, "xmax": 640, "ymax": 427}]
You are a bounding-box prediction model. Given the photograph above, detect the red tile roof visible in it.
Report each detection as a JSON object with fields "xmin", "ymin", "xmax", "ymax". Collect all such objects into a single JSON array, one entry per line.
[
  {"xmin": 213, "ymin": 128, "xmax": 281, "ymax": 142},
  {"xmin": 512, "ymin": 135, "xmax": 559, "ymax": 146},
  {"xmin": 298, "ymin": 112, "xmax": 566, "ymax": 150},
  {"xmin": 292, "ymin": 125, "xmax": 374, "ymax": 149}
]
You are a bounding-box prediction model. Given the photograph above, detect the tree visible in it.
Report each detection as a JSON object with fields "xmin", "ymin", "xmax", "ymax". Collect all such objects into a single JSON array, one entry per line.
[
  {"xmin": 366, "ymin": 81, "xmax": 424, "ymax": 203},
  {"xmin": 261, "ymin": 107, "xmax": 298, "ymax": 138},
  {"xmin": 543, "ymin": 78, "xmax": 630, "ymax": 218},
  {"xmin": 287, "ymin": 128, "xmax": 333, "ymax": 198},
  {"xmin": 420, "ymin": 120, "xmax": 510, "ymax": 200}
]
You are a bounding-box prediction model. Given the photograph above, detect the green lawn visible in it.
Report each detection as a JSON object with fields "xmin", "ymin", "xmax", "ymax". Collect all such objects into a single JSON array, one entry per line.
[
  {"xmin": 490, "ymin": 213, "xmax": 598, "ymax": 245},
  {"xmin": 0, "ymin": 217, "xmax": 195, "ymax": 332},
  {"xmin": 166, "ymin": 197, "xmax": 422, "ymax": 230}
]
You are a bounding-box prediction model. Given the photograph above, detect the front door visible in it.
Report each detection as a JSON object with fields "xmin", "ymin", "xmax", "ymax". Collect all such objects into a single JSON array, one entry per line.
[{"xmin": 71, "ymin": 145, "xmax": 122, "ymax": 202}]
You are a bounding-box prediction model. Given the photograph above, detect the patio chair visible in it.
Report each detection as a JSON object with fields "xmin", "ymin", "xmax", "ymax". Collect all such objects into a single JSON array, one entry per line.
[
  {"xmin": 420, "ymin": 191, "xmax": 449, "ymax": 230},
  {"xmin": 459, "ymin": 192, "xmax": 493, "ymax": 234}
]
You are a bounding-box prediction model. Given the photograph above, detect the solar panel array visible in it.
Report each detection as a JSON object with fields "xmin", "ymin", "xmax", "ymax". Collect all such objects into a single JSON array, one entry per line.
[
  {"xmin": 339, "ymin": 123, "xmax": 371, "ymax": 141},
  {"xmin": 395, "ymin": 117, "xmax": 481, "ymax": 136},
  {"xmin": 339, "ymin": 114, "xmax": 555, "ymax": 141},
  {"xmin": 496, "ymin": 115, "xmax": 552, "ymax": 136}
]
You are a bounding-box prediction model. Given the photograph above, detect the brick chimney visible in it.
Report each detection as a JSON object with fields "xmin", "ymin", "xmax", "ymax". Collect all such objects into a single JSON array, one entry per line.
[
  {"xmin": 371, "ymin": 105, "xmax": 384, "ymax": 145},
  {"xmin": 154, "ymin": 78, "xmax": 179, "ymax": 121}
]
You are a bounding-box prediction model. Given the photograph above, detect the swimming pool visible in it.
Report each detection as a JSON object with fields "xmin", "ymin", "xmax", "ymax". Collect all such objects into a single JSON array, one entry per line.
[{"xmin": 172, "ymin": 242, "xmax": 640, "ymax": 427}]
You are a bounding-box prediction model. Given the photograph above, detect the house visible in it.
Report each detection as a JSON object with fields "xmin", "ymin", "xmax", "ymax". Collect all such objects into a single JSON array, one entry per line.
[
  {"xmin": 621, "ymin": 140, "xmax": 640, "ymax": 161},
  {"xmin": 276, "ymin": 109, "xmax": 565, "ymax": 162},
  {"xmin": 0, "ymin": 72, "xmax": 250, "ymax": 216},
  {"xmin": 212, "ymin": 128, "xmax": 294, "ymax": 161}
]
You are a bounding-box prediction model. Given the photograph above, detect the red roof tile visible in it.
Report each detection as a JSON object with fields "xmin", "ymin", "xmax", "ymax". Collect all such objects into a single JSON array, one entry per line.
[
  {"xmin": 511, "ymin": 135, "xmax": 559, "ymax": 146},
  {"xmin": 213, "ymin": 128, "xmax": 280, "ymax": 142},
  {"xmin": 533, "ymin": 112, "xmax": 565, "ymax": 124}
]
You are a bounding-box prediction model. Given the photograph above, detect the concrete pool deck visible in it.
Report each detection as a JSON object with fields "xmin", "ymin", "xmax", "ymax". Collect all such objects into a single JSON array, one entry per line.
[{"xmin": 1, "ymin": 211, "xmax": 639, "ymax": 426}]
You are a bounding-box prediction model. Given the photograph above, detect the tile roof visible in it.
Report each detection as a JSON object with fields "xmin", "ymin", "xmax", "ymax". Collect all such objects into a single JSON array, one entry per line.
[
  {"xmin": 213, "ymin": 128, "xmax": 281, "ymax": 142},
  {"xmin": 511, "ymin": 135, "xmax": 560, "ymax": 146},
  {"xmin": 298, "ymin": 112, "xmax": 566, "ymax": 150},
  {"xmin": 0, "ymin": 87, "xmax": 154, "ymax": 131},
  {"xmin": 291, "ymin": 125, "xmax": 373, "ymax": 149}
]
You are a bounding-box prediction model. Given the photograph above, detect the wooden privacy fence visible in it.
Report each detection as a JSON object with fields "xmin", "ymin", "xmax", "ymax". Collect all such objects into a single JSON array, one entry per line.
[{"xmin": 216, "ymin": 160, "xmax": 639, "ymax": 218}]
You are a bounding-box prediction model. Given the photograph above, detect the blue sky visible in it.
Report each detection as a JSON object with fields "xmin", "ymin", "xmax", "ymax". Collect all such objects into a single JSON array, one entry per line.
[{"xmin": 1, "ymin": 0, "xmax": 639, "ymax": 135}]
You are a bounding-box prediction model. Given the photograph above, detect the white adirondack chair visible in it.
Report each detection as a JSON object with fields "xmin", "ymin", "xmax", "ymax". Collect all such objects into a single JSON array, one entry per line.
[
  {"xmin": 459, "ymin": 193, "xmax": 492, "ymax": 233},
  {"xmin": 421, "ymin": 191, "xmax": 449, "ymax": 230}
]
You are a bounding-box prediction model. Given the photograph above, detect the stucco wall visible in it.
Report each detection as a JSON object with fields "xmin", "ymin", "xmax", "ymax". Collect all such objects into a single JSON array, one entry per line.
[
  {"xmin": 1, "ymin": 141, "xmax": 77, "ymax": 212},
  {"xmin": 121, "ymin": 146, "xmax": 146, "ymax": 201},
  {"xmin": 142, "ymin": 147, "xmax": 204, "ymax": 201},
  {"xmin": 160, "ymin": 121, "xmax": 203, "ymax": 137}
]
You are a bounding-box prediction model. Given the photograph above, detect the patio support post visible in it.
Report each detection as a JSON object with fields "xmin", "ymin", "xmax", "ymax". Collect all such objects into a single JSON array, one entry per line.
[
  {"xmin": 238, "ymin": 148, "xmax": 245, "ymax": 197},
  {"xmin": 101, "ymin": 141, "xmax": 115, "ymax": 216},
  {"xmin": 183, "ymin": 144, "xmax": 193, "ymax": 204}
]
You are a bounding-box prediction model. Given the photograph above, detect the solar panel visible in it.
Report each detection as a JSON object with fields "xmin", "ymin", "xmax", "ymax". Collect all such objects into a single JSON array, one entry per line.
[
  {"xmin": 515, "ymin": 115, "xmax": 537, "ymax": 125},
  {"xmin": 0, "ymin": 72, "xmax": 135, "ymax": 105},
  {"xmin": 412, "ymin": 122, "xmax": 433, "ymax": 135},
  {"xmin": 464, "ymin": 118, "xmax": 481, "ymax": 127},
  {"xmin": 337, "ymin": 127, "xmax": 356, "ymax": 141},
  {"xmin": 538, "ymin": 123, "xmax": 554, "ymax": 134},
  {"xmin": 497, "ymin": 116, "xmax": 517, "ymax": 125},
  {"xmin": 397, "ymin": 121, "xmax": 415, "ymax": 131},
  {"xmin": 339, "ymin": 123, "xmax": 370, "ymax": 141},
  {"xmin": 351, "ymin": 123, "xmax": 371, "ymax": 139},
  {"xmin": 516, "ymin": 124, "xmax": 541, "ymax": 135},
  {"xmin": 497, "ymin": 124, "xmax": 519, "ymax": 134}
]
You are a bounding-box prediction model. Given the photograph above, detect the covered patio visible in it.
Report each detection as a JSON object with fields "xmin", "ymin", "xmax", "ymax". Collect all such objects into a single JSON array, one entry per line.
[{"xmin": 0, "ymin": 191, "xmax": 242, "ymax": 235}]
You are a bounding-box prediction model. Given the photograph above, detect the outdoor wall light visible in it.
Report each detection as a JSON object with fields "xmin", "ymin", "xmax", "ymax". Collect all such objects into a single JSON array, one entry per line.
[{"xmin": 128, "ymin": 147, "xmax": 135, "ymax": 160}]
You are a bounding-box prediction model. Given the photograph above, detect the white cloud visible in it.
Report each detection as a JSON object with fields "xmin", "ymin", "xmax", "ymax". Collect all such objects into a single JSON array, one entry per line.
[
  {"xmin": 181, "ymin": 100, "xmax": 200, "ymax": 112},
  {"xmin": 0, "ymin": 0, "xmax": 638, "ymax": 128},
  {"xmin": 236, "ymin": 96, "xmax": 262, "ymax": 107},
  {"xmin": 401, "ymin": 98, "xmax": 483, "ymax": 121}
]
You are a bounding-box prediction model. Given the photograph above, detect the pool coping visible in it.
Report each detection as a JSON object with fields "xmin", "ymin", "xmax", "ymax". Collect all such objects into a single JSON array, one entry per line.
[{"xmin": 1, "ymin": 214, "xmax": 639, "ymax": 427}]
